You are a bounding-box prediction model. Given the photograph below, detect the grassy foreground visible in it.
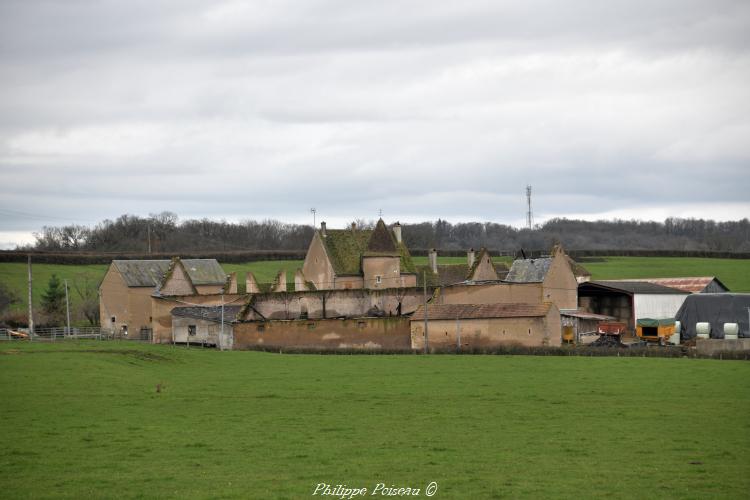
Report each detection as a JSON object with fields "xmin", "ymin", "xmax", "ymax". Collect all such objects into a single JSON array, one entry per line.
[{"xmin": 1, "ymin": 341, "xmax": 748, "ymax": 499}]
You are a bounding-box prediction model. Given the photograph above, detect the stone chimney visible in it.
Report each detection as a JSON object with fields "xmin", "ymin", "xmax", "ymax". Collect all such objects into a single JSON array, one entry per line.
[
  {"xmin": 428, "ymin": 248, "xmax": 438, "ymax": 274},
  {"xmin": 320, "ymin": 221, "xmax": 327, "ymax": 237},
  {"xmin": 351, "ymin": 222, "xmax": 357, "ymax": 231},
  {"xmin": 393, "ymin": 221, "xmax": 402, "ymax": 243},
  {"xmin": 467, "ymin": 248, "xmax": 475, "ymax": 267}
]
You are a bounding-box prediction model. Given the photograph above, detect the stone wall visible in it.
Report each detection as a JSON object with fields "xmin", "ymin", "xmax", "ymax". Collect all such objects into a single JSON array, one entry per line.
[
  {"xmin": 410, "ymin": 306, "xmax": 561, "ymax": 350},
  {"xmin": 233, "ymin": 317, "xmax": 411, "ymax": 350}
]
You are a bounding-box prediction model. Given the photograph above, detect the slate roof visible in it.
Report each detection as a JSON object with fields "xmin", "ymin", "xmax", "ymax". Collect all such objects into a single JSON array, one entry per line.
[
  {"xmin": 171, "ymin": 305, "xmax": 243, "ymax": 323},
  {"xmin": 504, "ymin": 257, "xmax": 553, "ymax": 283},
  {"xmin": 411, "ymin": 303, "xmax": 551, "ymax": 321},
  {"xmin": 113, "ymin": 260, "xmax": 171, "ymax": 287},
  {"xmin": 582, "ymin": 281, "xmax": 690, "ymax": 295},
  {"xmin": 113, "ymin": 259, "xmax": 226, "ymax": 287},
  {"xmin": 321, "ymin": 219, "xmax": 416, "ymax": 275},
  {"xmin": 180, "ymin": 259, "xmax": 227, "ymax": 285}
]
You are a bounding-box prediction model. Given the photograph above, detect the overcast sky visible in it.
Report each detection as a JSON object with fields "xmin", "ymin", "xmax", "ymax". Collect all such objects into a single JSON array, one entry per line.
[{"xmin": 1, "ymin": 0, "xmax": 749, "ymax": 248}]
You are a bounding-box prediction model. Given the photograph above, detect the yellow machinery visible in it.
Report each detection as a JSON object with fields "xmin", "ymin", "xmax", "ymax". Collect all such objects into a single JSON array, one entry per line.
[
  {"xmin": 636, "ymin": 318, "xmax": 676, "ymax": 345},
  {"xmin": 562, "ymin": 325, "xmax": 575, "ymax": 344}
]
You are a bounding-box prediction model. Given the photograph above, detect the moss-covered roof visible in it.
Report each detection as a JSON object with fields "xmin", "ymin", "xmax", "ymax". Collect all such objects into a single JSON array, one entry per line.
[
  {"xmin": 415, "ymin": 264, "xmax": 469, "ymax": 287},
  {"xmin": 322, "ymin": 220, "xmax": 415, "ymax": 276}
]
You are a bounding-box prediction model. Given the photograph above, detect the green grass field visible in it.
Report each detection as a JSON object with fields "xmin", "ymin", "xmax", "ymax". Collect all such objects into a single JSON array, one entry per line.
[
  {"xmin": 583, "ymin": 257, "xmax": 750, "ymax": 292},
  {"xmin": 1, "ymin": 257, "xmax": 748, "ymax": 320},
  {"xmin": 1, "ymin": 341, "xmax": 748, "ymax": 499}
]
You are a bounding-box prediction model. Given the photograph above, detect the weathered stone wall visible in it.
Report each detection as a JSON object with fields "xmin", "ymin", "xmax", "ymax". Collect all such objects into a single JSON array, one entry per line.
[
  {"xmin": 542, "ymin": 250, "xmax": 579, "ymax": 310},
  {"xmin": 245, "ymin": 288, "xmax": 423, "ymax": 321},
  {"xmin": 696, "ymin": 338, "xmax": 750, "ymax": 355},
  {"xmin": 411, "ymin": 306, "xmax": 561, "ymax": 349},
  {"xmin": 172, "ymin": 316, "xmax": 233, "ymax": 347},
  {"xmin": 234, "ymin": 317, "xmax": 411, "ymax": 350},
  {"xmin": 469, "ymin": 252, "xmax": 498, "ymax": 281},
  {"xmin": 99, "ymin": 265, "xmax": 154, "ymax": 335},
  {"xmin": 438, "ymin": 282, "xmax": 542, "ymax": 307},
  {"xmin": 362, "ymin": 256, "xmax": 401, "ymax": 290},
  {"xmin": 301, "ymin": 232, "xmax": 336, "ymax": 290},
  {"xmin": 160, "ymin": 263, "xmax": 194, "ymax": 296}
]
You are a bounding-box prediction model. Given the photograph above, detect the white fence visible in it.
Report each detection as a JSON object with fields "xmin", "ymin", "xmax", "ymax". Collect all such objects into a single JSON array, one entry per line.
[{"xmin": 0, "ymin": 327, "xmax": 149, "ymax": 342}]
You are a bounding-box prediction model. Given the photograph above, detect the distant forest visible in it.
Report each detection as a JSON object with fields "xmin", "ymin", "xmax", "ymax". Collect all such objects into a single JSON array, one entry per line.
[{"xmin": 21, "ymin": 212, "xmax": 750, "ymax": 254}]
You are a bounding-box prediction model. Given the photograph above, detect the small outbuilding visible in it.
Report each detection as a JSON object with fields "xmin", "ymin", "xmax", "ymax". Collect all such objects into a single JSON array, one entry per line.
[{"xmin": 171, "ymin": 305, "xmax": 242, "ymax": 347}]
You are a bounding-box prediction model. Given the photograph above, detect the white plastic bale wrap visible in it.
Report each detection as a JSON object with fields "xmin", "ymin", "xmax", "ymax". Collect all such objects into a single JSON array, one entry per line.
[
  {"xmin": 696, "ymin": 322, "xmax": 711, "ymax": 338},
  {"xmin": 724, "ymin": 323, "xmax": 739, "ymax": 340}
]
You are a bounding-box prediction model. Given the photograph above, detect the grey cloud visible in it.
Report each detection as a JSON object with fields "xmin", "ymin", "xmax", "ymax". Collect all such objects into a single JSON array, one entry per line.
[{"xmin": 1, "ymin": 0, "xmax": 749, "ymax": 243}]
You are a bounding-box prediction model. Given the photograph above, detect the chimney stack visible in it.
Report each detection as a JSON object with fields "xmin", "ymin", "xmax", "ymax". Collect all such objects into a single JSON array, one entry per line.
[
  {"xmin": 393, "ymin": 221, "xmax": 402, "ymax": 243},
  {"xmin": 320, "ymin": 221, "xmax": 327, "ymax": 237},
  {"xmin": 428, "ymin": 248, "xmax": 438, "ymax": 274},
  {"xmin": 351, "ymin": 222, "xmax": 357, "ymax": 231},
  {"xmin": 467, "ymin": 248, "xmax": 475, "ymax": 267}
]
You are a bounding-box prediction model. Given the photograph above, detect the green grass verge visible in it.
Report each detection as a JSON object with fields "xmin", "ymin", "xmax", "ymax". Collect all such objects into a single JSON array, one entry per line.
[{"xmin": 0, "ymin": 341, "xmax": 748, "ymax": 499}]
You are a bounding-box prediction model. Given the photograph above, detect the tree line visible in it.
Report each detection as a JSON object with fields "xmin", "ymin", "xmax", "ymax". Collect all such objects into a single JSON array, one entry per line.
[{"xmin": 22, "ymin": 213, "xmax": 750, "ymax": 254}]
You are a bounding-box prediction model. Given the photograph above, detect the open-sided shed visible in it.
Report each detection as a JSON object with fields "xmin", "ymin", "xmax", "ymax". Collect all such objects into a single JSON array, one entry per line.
[{"xmin": 675, "ymin": 294, "xmax": 750, "ymax": 340}]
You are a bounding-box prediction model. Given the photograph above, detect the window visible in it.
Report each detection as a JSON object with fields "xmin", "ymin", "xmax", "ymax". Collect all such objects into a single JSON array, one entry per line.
[
  {"xmin": 376, "ymin": 275, "xmax": 382, "ymax": 284},
  {"xmin": 257, "ymin": 324, "xmax": 265, "ymax": 333},
  {"xmin": 111, "ymin": 316, "xmax": 116, "ymax": 324},
  {"xmin": 188, "ymin": 325, "xmax": 197, "ymax": 337}
]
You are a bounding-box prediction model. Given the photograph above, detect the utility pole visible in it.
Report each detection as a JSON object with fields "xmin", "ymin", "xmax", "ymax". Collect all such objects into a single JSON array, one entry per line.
[
  {"xmin": 147, "ymin": 221, "xmax": 152, "ymax": 254},
  {"xmin": 64, "ymin": 279, "xmax": 71, "ymax": 337},
  {"xmin": 526, "ymin": 185, "xmax": 534, "ymax": 230},
  {"xmin": 456, "ymin": 316, "xmax": 461, "ymax": 352},
  {"xmin": 219, "ymin": 294, "xmax": 224, "ymax": 351},
  {"xmin": 27, "ymin": 255, "xmax": 34, "ymax": 340},
  {"xmin": 423, "ymin": 271, "xmax": 429, "ymax": 354}
]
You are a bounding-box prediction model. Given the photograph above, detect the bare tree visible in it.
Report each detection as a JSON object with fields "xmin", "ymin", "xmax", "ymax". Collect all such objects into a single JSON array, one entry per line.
[{"xmin": 74, "ymin": 273, "xmax": 100, "ymax": 326}]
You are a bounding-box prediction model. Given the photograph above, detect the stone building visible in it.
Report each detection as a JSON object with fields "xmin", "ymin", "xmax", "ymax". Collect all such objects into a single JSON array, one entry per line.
[
  {"xmin": 99, "ymin": 258, "xmax": 227, "ymax": 339},
  {"xmin": 410, "ymin": 303, "xmax": 561, "ymax": 350},
  {"xmin": 301, "ymin": 219, "xmax": 417, "ymax": 290},
  {"xmin": 436, "ymin": 245, "xmax": 579, "ymax": 312}
]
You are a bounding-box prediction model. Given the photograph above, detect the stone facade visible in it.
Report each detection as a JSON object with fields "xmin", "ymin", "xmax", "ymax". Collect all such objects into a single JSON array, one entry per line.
[
  {"xmin": 233, "ymin": 317, "xmax": 411, "ymax": 350},
  {"xmin": 410, "ymin": 303, "xmax": 561, "ymax": 349}
]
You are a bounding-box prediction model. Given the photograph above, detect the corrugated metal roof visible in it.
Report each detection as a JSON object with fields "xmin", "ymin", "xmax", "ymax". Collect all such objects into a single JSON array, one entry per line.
[
  {"xmin": 171, "ymin": 305, "xmax": 243, "ymax": 323},
  {"xmin": 561, "ymin": 310, "xmax": 615, "ymax": 321},
  {"xmin": 583, "ymin": 281, "xmax": 690, "ymax": 295},
  {"xmin": 615, "ymin": 277, "xmax": 727, "ymax": 294},
  {"xmin": 504, "ymin": 257, "xmax": 552, "ymax": 283},
  {"xmin": 113, "ymin": 259, "xmax": 225, "ymax": 287},
  {"xmin": 411, "ymin": 303, "xmax": 551, "ymax": 321}
]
